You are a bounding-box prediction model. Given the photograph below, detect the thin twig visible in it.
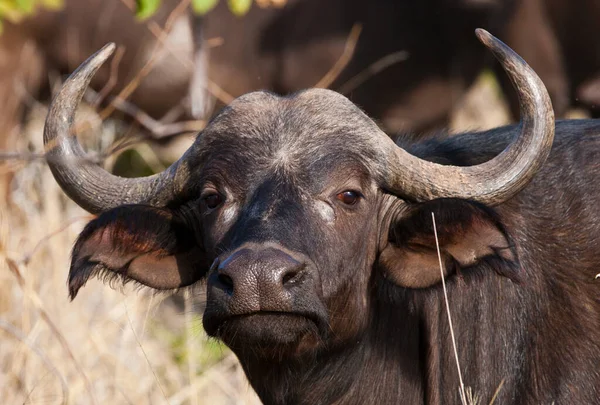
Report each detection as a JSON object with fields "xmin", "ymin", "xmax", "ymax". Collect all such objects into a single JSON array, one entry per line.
[
  {"xmin": 0, "ymin": 152, "xmax": 46, "ymax": 161},
  {"xmin": 104, "ymin": 95, "xmax": 205, "ymax": 138},
  {"xmin": 314, "ymin": 24, "xmax": 362, "ymax": 89},
  {"xmin": 121, "ymin": 0, "xmax": 234, "ymax": 106},
  {"xmin": 93, "ymin": 45, "xmax": 126, "ymax": 108},
  {"xmin": 101, "ymin": 0, "xmax": 193, "ymax": 121},
  {"xmin": 0, "ymin": 150, "xmax": 105, "ymax": 165},
  {"xmin": 18, "ymin": 215, "xmax": 95, "ymax": 266},
  {"xmin": 432, "ymin": 212, "xmax": 467, "ymax": 405},
  {"xmin": 338, "ymin": 50, "xmax": 409, "ymax": 95}
]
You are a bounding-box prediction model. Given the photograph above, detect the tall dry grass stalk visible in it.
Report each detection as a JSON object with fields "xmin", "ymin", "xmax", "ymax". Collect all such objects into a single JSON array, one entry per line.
[
  {"xmin": 0, "ymin": 105, "xmax": 261, "ymax": 405},
  {"xmin": 432, "ymin": 213, "xmax": 468, "ymax": 405},
  {"xmin": 432, "ymin": 213, "xmax": 506, "ymax": 405}
]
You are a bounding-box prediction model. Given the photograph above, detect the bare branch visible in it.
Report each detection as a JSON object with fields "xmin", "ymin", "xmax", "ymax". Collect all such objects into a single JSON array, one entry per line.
[
  {"xmin": 314, "ymin": 24, "xmax": 362, "ymax": 89},
  {"xmin": 338, "ymin": 51, "xmax": 409, "ymax": 95}
]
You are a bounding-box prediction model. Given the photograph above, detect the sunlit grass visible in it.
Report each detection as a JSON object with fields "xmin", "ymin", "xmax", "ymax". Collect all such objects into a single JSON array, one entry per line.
[{"xmin": 0, "ymin": 105, "xmax": 261, "ymax": 405}]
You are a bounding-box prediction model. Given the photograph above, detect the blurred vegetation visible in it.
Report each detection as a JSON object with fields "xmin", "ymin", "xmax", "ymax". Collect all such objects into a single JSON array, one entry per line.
[
  {"xmin": 112, "ymin": 149, "xmax": 158, "ymax": 178},
  {"xmin": 152, "ymin": 314, "xmax": 229, "ymax": 368},
  {"xmin": 0, "ymin": 0, "xmax": 286, "ymax": 33},
  {"xmin": 137, "ymin": 0, "xmax": 280, "ymax": 18},
  {"xmin": 0, "ymin": 0, "xmax": 62, "ymax": 31}
]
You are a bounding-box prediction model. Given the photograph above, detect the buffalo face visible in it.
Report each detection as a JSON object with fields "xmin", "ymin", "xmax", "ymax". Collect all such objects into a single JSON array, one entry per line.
[
  {"xmin": 65, "ymin": 89, "xmax": 521, "ymax": 361},
  {"xmin": 69, "ymin": 89, "xmax": 398, "ymax": 357}
]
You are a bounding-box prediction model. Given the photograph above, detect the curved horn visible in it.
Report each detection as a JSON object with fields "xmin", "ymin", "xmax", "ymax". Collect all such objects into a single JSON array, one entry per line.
[
  {"xmin": 44, "ymin": 44, "xmax": 189, "ymax": 214},
  {"xmin": 377, "ymin": 29, "xmax": 554, "ymax": 205}
]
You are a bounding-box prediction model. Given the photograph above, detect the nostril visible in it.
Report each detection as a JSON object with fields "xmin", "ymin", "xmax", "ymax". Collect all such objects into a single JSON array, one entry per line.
[
  {"xmin": 218, "ymin": 273, "xmax": 234, "ymax": 293},
  {"xmin": 282, "ymin": 270, "xmax": 301, "ymax": 286}
]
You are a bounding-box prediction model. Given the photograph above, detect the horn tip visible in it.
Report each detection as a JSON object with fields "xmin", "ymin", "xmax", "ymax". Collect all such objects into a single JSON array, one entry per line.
[
  {"xmin": 71, "ymin": 42, "xmax": 116, "ymax": 77},
  {"xmin": 474, "ymin": 28, "xmax": 494, "ymax": 45},
  {"xmin": 98, "ymin": 42, "xmax": 117, "ymax": 60}
]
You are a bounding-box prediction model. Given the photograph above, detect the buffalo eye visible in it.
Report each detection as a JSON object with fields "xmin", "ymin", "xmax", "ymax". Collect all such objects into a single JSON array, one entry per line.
[
  {"xmin": 203, "ymin": 193, "xmax": 223, "ymax": 209},
  {"xmin": 336, "ymin": 190, "xmax": 361, "ymax": 206}
]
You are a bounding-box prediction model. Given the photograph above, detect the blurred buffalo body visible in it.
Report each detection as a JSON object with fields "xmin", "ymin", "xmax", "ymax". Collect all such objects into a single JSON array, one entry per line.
[
  {"xmin": 0, "ymin": 0, "xmax": 195, "ymax": 140},
  {"xmin": 499, "ymin": 0, "xmax": 600, "ymax": 118},
  {"xmin": 199, "ymin": 0, "xmax": 516, "ymax": 133}
]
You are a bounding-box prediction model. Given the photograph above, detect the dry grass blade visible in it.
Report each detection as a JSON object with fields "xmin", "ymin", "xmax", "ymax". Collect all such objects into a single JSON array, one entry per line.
[
  {"xmin": 18, "ymin": 215, "xmax": 94, "ymax": 266},
  {"xmin": 124, "ymin": 303, "xmax": 171, "ymax": 405},
  {"xmin": 0, "ymin": 319, "xmax": 69, "ymax": 405},
  {"xmin": 5, "ymin": 258, "xmax": 98, "ymax": 405},
  {"xmin": 167, "ymin": 354, "xmax": 241, "ymax": 405},
  {"xmin": 465, "ymin": 386, "xmax": 480, "ymax": 405},
  {"xmin": 432, "ymin": 212, "xmax": 468, "ymax": 405},
  {"xmin": 184, "ymin": 289, "xmax": 199, "ymax": 405},
  {"xmin": 489, "ymin": 378, "xmax": 505, "ymax": 405}
]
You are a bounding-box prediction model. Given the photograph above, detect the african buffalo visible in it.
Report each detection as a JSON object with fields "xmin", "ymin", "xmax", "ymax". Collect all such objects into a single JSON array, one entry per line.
[{"xmin": 46, "ymin": 30, "xmax": 600, "ymax": 404}]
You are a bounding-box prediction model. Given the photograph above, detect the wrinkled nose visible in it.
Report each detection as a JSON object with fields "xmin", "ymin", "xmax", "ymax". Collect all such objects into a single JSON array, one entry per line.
[{"xmin": 209, "ymin": 246, "xmax": 307, "ymax": 313}]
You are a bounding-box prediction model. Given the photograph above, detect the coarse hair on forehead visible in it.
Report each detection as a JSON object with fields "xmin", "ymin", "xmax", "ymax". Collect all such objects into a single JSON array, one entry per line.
[
  {"xmin": 196, "ymin": 89, "xmax": 389, "ymax": 172},
  {"xmin": 206, "ymin": 89, "xmax": 383, "ymax": 142}
]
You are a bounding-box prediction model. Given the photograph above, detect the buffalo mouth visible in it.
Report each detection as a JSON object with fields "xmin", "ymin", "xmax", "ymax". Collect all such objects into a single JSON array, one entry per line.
[{"xmin": 203, "ymin": 311, "xmax": 327, "ymax": 356}]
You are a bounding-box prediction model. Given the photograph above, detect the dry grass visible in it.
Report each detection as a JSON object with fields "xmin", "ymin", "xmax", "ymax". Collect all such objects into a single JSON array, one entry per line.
[{"xmin": 0, "ymin": 104, "xmax": 261, "ymax": 405}]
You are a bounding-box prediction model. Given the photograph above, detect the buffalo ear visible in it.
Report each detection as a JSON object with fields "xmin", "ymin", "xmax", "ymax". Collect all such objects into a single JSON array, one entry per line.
[
  {"xmin": 69, "ymin": 205, "xmax": 209, "ymax": 299},
  {"xmin": 379, "ymin": 199, "xmax": 518, "ymax": 288}
]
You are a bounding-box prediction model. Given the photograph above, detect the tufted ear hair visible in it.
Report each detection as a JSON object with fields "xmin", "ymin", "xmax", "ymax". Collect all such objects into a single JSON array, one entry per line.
[
  {"xmin": 69, "ymin": 205, "xmax": 209, "ymax": 299},
  {"xmin": 379, "ymin": 199, "xmax": 519, "ymax": 288}
]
